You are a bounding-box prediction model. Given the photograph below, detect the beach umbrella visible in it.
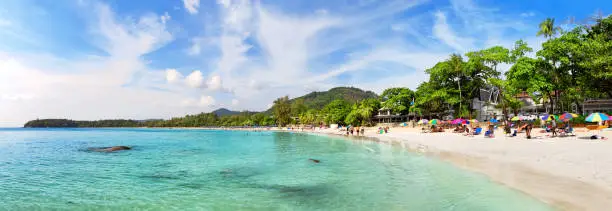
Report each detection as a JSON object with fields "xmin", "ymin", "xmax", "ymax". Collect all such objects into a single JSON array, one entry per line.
[
  {"xmin": 489, "ymin": 118, "xmax": 499, "ymax": 123},
  {"xmin": 468, "ymin": 119, "xmax": 478, "ymax": 125},
  {"xmin": 400, "ymin": 122, "xmax": 408, "ymax": 127},
  {"xmin": 585, "ymin": 113, "xmax": 610, "ymax": 122},
  {"xmin": 429, "ymin": 119, "xmax": 439, "ymax": 125},
  {"xmin": 541, "ymin": 114, "xmax": 558, "ymax": 121},
  {"xmin": 418, "ymin": 119, "xmax": 429, "ymax": 124},
  {"xmin": 451, "ymin": 118, "xmax": 465, "ymax": 124},
  {"xmin": 558, "ymin": 113, "xmax": 576, "ymax": 121},
  {"xmin": 510, "ymin": 116, "xmax": 523, "ymax": 121}
]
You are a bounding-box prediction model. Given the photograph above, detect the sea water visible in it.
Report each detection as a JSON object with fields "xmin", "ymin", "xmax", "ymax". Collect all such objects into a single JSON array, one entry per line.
[{"xmin": 0, "ymin": 128, "xmax": 553, "ymax": 210}]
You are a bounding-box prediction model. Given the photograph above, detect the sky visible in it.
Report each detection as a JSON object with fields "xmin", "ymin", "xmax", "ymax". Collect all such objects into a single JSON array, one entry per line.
[{"xmin": 0, "ymin": 0, "xmax": 609, "ymax": 126}]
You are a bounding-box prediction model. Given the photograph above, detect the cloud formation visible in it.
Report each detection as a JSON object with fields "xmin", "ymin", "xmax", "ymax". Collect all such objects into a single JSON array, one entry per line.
[
  {"xmin": 185, "ymin": 70, "xmax": 205, "ymax": 88},
  {"xmin": 183, "ymin": 0, "xmax": 200, "ymax": 14}
]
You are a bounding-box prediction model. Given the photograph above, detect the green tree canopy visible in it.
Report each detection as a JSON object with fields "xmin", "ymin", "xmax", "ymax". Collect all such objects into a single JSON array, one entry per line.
[
  {"xmin": 273, "ymin": 96, "xmax": 292, "ymax": 126},
  {"xmin": 322, "ymin": 99, "xmax": 351, "ymax": 125},
  {"xmin": 380, "ymin": 87, "xmax": 415, "ymax": 115}
]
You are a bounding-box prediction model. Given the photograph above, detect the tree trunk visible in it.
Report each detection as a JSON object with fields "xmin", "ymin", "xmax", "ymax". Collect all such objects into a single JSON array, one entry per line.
[{"xmin": 548, "ymin": 93, "xmax": 555, "ymax": 114}]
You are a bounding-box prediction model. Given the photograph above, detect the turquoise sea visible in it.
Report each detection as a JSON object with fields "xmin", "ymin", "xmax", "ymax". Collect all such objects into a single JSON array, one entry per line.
[{"xmin": 0, "ymin": 128, "xmax": 553, "ymax": 210}]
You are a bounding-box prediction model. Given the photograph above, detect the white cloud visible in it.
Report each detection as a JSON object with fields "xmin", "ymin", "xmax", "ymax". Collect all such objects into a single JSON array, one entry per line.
[
  {"xmin": 199, "ymin": 95, "xmax": 216, "ymax": 107},
  {"xmin": 187, "ymin": 38, "xmax": 203, "ymax": 56},
  {"xmin": 206, "ymin": 75, "xmax": 223, "ymax": 90},
  {"xmin": 165, "ymin": 68, "xmax": 183, "ymax": 83},
  {"xmin": 183, "ymin": 0, "xmax": 200, "ymax": 14},
  {"xmin": 232, "ymin": 99, "xmax": 239, "ymax": 106},
  {"xmin": 161, "ymin": 12, "xmax": 171, "ymax": 24},
  {"xmin": 315, "ymin": 9, "xmax": 328, "ymax": 15},
  {"xmin": 0, "ymin": 19, "xmax": 11, "ymax": 27},
  {"xmin": 433, "ymin": 11, "xmax": 474, "ymax": 51},
  {"xmin": 185, "ymin": 70, "xmax": 204, "ymax": 88},
  {"xmin": 520, "ymin": 12, "xmax": 535, "ymax": 17},
  {"xmin": 217, "ymin": 0, "xmax": 231, "ymax": 8},
  {"xmin": 390, "ymin": 24, "xmax": 404, "ymax": 31},
  {"xmin": 0, "ymin": 3, "xmax": 207, "ymax": 127}
]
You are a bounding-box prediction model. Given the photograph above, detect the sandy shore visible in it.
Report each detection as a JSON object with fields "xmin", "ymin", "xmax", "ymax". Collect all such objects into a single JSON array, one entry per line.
[{"xmin": 295, "ymin": 126, "xmax": 612, "ymax": 211}]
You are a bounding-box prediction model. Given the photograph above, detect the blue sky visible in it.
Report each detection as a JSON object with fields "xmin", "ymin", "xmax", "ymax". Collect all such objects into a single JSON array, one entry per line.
[{"xmin": 0, "ymin": 0, "xmax": 609, "ymax": 126}]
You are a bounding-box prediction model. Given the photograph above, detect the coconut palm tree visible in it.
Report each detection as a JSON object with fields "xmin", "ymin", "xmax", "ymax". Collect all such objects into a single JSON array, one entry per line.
[
  {"xmin": 537, "ymin": 18, "xmax": 562, "ymax": 39},
  {"xmin": 536, "ymin": 18, "xmax": 563, "ymax": 113}
]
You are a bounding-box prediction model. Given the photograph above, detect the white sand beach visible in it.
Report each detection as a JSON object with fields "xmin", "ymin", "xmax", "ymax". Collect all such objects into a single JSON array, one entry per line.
[{"xmin": 301, "ymin": 126, "xmax": 612, "ymax": 211}]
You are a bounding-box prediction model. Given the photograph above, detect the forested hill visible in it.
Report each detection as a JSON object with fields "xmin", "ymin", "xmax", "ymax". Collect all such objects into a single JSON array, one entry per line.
[
  {"xmin": 24, "ymin": 119, "xmax": 142, "ymax": 128},
  {"xmin": 212, "ymin": 108, "xmax": 240, "ymax": 116},
  {"xmin": 23, "ymin": 87, "xmax": 378, "ymax": 128},
  {"xmin": 266, "ymin": 87, "xmax": 378, "ymax": 113}
]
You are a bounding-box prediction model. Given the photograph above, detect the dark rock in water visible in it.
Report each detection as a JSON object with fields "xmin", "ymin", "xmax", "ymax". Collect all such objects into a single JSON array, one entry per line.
[
  {"xmin": 88, "ymin": 146, "xmax": 132, "ymax": 152},
  {"xmin": 309, "ymin": 159, "xmax": 320, "ymax": 163}
]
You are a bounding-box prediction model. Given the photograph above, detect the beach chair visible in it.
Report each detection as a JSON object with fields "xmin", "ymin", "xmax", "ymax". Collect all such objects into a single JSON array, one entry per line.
[
  {"xmin": 484, "ymin": 129, "xmax": 494, "ymax": 138},
  {"xmin": 566, "ymin": 127, "xmax": 575, "ymax": 136},
  {"xmin": 473, "ymin": 127, "xmax": 482, "ymax": 135},
  {"xmin": 558, "ymin": 128, "xmax": 567, "ymax": 137}
]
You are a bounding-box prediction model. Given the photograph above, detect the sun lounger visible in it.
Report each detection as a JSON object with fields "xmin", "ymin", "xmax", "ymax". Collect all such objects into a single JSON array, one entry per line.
[{"xmin": 586, "ymin": 125, "xmax": 607, "ymax": 131}]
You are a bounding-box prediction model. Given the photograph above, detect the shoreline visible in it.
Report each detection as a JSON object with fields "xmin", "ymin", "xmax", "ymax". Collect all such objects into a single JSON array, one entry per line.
[{"xmin": 295, "ymin": 127, "xmax": 612, "ymax": 211}]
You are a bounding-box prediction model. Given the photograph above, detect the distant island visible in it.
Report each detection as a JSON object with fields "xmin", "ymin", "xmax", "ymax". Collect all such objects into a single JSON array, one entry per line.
[{"xmin": 24, "ymin": 87, "xmax": 378, "ymax": 128}]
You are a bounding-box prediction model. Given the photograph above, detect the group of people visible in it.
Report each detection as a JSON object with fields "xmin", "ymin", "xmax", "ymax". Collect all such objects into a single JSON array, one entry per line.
[
  {"xmin": 378, "ymin": 126, "xmax": 389, "ymax": 134},
  {"xmin": 345, "ymin": 126, "xmax": 365, "ymax": 136}
]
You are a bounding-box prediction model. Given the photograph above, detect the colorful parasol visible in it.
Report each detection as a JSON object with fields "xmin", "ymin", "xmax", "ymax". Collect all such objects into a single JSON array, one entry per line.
[
  {"xmin": 429, "ymin": 119, "xmax": 439, "ymax": 125},
  {"xmin": 541, "ymin": 114, "xmax": 558, "ymax": 121},
  {"xmin": 585, "ymin": 113, "xmax": 610, "ymax": 122},
  {"xmin": 451, "ymin": 118, "xmax": 465, "ymax": 124},
  {"xmin": 510, "ymin": 116, "xmax": 524, "ymax": 121},
  {"xmin": 558, "ymin": 113, "xmax": 577, "ymax": 121}
]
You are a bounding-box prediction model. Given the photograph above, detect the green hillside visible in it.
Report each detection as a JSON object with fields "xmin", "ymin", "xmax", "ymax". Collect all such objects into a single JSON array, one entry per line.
[{"xmin": 267, "ymin": 87, "xmax": 378, "ymax": 112}]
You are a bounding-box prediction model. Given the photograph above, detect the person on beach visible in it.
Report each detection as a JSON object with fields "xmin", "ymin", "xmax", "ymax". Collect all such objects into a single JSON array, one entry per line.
[
  {"xmin": 526, "ymin": 123, "xmax": 533, "ymax": 139},
  {"xmin": 551, "ymin": 120, "xmax": 557, "ymax": 137},
  {"xmin": 485, "ymin": 125, "xmax": 495, "ymax": 138},
  {"xmin": 453, "ymin": 125, "xmax": 461, "ymax": 133},
  {"xmin": 360, "ymin": 127, "xmax": 365, "ymax": 136}
]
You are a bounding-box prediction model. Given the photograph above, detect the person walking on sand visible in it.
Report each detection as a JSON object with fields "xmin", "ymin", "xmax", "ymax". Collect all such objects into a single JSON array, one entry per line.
[
  {"xmin": 526, "ymin": 123, "xmax": 533, "ymax": 139},
  {"xmin": 360, "ymin": 127, "xmax": 365, "ymax": 136},
  {"xmin": 551, "ymin": 120, "xmax": 557, "ymax": 137}
]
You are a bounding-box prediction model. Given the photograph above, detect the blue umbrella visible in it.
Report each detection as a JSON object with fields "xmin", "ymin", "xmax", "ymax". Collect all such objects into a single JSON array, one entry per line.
[{"xmin": 489, "ymin": 118, "xmax": 498, "ymax": 123}]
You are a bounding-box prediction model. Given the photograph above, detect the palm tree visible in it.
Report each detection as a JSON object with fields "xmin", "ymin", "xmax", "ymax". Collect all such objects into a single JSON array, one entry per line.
[
  {"xmin": 536, "ymin": 18, "xmax": 561, "ymax": 39},
  {"xmin": 449, "ymin": 54, "xmax": 464, "ymax": 116},
  {"xmin": 536, "ymin": 18, "xmax": 563, "ymax": 113},
  {"xmin": 355, "ymin": 105, "xmax": 372, "ymax": 126}
]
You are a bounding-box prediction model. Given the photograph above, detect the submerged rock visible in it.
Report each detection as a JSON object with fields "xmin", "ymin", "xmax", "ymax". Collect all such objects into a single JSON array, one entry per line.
[
  {"xmin": 308, "ymin": 159, "xmax": 320, "ymax": 163},
  {"xmin": 88, "ymin": 146, "xmax": 132, "ymax": 152}
]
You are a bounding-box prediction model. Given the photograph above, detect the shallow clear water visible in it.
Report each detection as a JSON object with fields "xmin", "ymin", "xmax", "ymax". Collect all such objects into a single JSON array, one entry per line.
[{"xmin": 0, "ymin": 128, "xmax": 553, "ymax": 210}]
